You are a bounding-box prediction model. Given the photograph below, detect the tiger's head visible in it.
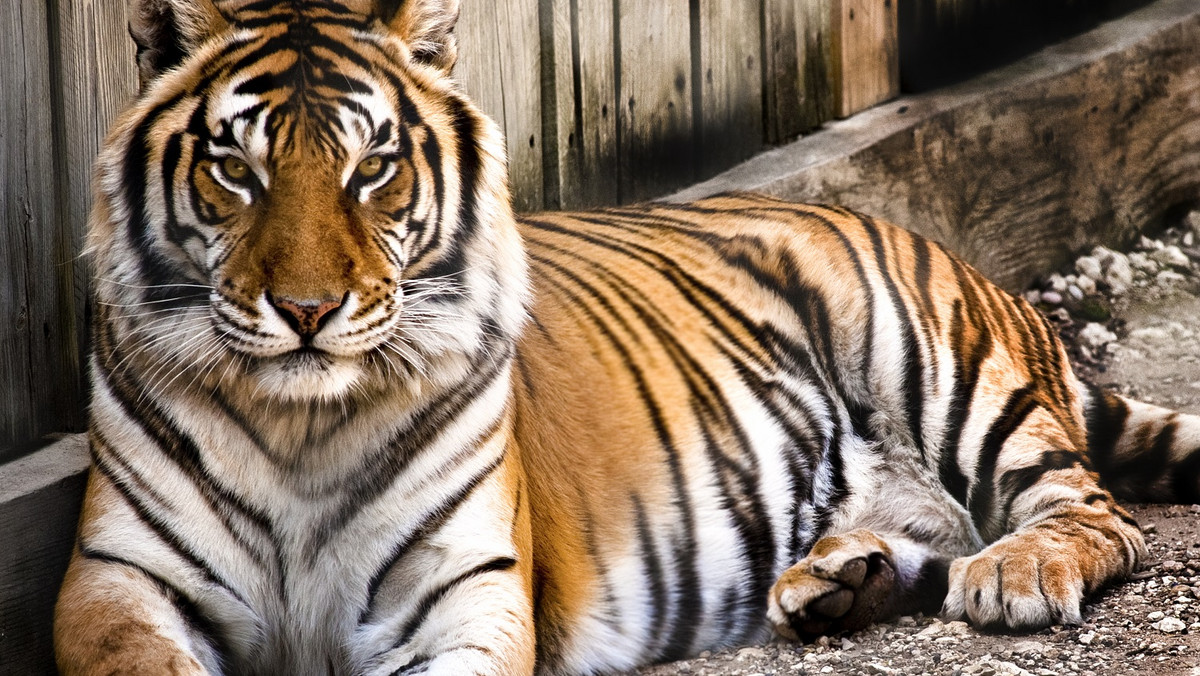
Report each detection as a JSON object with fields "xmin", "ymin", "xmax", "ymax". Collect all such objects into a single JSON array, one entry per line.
[{"xmin": 90, "ymin": 0, "xmax": 527, "ymax": 403}]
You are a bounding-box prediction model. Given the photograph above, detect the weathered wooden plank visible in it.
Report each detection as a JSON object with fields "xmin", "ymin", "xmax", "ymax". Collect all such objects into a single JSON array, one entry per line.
[
  {"xmin": 544, "ymin": 0, "xmax": 618, "ymax": 210},
  {"xmin": 616, "ymin": 0, "xmax": 693, "ymax": 203},
  {"xmin": 455, "ymin": 0, "xmax": 544, "ymax": 212},
  {"xmin": 832, "ymin": 0, "xmax": 899, "ymax": 118},
  {"xmin": 53, "ymin": 0, "xmax": 137, "ymax": 388},
  {"xmin": 0, "ymin": 0, "xmax": 63, "ymax": 461},
  {"xmin": 763, "ymin": 0, "xmax": 836, "ymax": 144},
  {"xmin": 0, "ymin": 435, "xmax": 89, "ymax": 674},
  {"xmin": 696, "ymin": 0, "xmax": 762, "ymax": 179},
  {"xmin": 672, "ymin": 0, "xmax": 1200, "ymax": 292}
]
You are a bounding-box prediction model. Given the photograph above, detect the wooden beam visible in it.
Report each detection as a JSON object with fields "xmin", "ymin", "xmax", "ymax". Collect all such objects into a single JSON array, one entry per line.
[{"xmin": 832, "ymin": 0, "xmax": 899, "ymax": 118}]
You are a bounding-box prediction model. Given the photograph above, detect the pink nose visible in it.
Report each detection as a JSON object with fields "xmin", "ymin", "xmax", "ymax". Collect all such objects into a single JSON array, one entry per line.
[{"xmin": 269, "ymin": 295, "xmax": 343, "ymax": 340}]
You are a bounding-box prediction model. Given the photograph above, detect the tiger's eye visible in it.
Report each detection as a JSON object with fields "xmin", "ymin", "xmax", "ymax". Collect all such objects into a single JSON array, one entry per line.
[
  {"xmin": 222, "ymin": 157, "xmax": 250, "ymax": 181},
  {"xmin": 356, "ymin": 156, "xmax": 384, "ymax": 178}
]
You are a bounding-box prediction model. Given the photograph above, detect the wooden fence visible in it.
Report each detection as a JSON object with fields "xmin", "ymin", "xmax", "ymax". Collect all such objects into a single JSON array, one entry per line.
[{"xmin": 1, "ymin": 0, "xmax": 904, "ymax": 460}]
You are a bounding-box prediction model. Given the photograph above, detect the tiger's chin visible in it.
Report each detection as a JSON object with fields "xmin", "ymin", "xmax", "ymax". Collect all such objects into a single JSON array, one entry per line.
[{"xmin": 250, "ymin": 349, "xmax": 365, "ymax": 402}]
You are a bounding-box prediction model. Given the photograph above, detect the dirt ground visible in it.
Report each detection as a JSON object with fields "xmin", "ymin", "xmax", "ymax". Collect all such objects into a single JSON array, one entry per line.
[{"xmin": 632, "ymin": 227, "xmax": 1200, "ymax": 676}]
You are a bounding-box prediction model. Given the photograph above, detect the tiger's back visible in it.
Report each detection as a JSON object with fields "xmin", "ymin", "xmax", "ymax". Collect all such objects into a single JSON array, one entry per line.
[{"xmin": 54, "ymin": 1, "xmax": 1200, "ymax": 675}]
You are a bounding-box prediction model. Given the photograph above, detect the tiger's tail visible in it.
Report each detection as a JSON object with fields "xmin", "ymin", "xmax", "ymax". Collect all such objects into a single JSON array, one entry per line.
[{"xmin": 1082, "ymin": 382, "xmax": 1200, "ymax": 504}]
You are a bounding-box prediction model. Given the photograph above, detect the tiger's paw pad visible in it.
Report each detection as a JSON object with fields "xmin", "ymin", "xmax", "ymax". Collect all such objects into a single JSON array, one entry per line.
[
  {"xmin": 768, "ymin": 529, "xmax": 896, "ymax": 641},
  {"xmin": 942, "ymin": 536, "xmax": 1084, "ymax": 631}
]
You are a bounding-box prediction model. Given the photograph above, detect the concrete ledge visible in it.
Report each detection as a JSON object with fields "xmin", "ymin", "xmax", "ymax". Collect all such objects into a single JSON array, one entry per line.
[
  {"xmin": 0, "ymin": 433, "xmax": 87, "ymax": 674},
  {"xmin": 670, "ymin": 0, "xmax": 1200, "ymax": 291}
]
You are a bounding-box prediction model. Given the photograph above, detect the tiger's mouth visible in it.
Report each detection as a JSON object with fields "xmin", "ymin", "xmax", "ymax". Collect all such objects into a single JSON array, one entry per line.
[{"xmin": 249, "ymin": 345, "xmax": 366, "ymax": 401}]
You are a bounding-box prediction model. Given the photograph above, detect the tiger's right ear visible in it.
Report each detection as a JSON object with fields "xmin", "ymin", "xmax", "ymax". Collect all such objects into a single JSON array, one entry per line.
[{"xmin": 128, "ymin": 0, "xmax": 228, "ymax": 88}]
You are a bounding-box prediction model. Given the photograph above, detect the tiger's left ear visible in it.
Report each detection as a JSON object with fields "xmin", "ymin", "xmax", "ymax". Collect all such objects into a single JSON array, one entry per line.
[
  {"xmin": 129, "ymin": 0, "xmax": 229, "ymax": 89},
  {"xmin": 375, "ymin": 0, "xmax": 461, "ymax": 72}
]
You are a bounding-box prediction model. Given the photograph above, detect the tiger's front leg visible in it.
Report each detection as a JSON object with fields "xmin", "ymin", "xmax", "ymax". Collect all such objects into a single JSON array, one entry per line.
[
  {"xmin": 55, "ymin": 472, "xmax": 222, "ymax": 676},
  {"xmin": 941, "ymin": 422, "xmax": 1146, "ymax": 629}
]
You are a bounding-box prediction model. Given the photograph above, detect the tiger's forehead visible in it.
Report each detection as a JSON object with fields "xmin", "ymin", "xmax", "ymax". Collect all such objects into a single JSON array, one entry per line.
[{"xmin": 200, "ymin": 14, "xmax": 401, "ymax": 159}]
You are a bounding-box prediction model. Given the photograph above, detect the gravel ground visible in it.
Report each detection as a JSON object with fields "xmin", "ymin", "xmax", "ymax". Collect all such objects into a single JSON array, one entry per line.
[{"xmin": 632, "ymin": 212, "xmax": 1200, "ymax": 676}]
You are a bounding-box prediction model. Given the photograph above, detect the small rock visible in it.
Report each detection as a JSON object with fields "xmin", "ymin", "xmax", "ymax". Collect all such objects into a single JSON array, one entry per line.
[
  {"xmin": 1078, "ymin": 631, "xmax": 1096, "ymax": 645},
  {"xmin": 1103, "ymin": 255, "xmax": 1134, "ymax": 294},
  {"xmin": 1076, "ymin": 256, "xmax": 1103, "ymax": 280},
  {"xmin": 1024, "ymin": 289, "xmax": 1042, "ymax": 305},
  {"xmin": 1076, "ymin": 275, "xmax": 1097, "ymax": 295},
  {"xmin": 1157, "ymin": 269, "xmax": 1187, "ymax": 285},
  {"xmin": 737, "ymin": 647, "xmax": 767, "ymax": 660},
  {"xmin": 917, "ymin": 622, "xmax": 945, "ymax": 638},
  {"xmin": 1012, "ymin": 641, "xmax": 1047, "ymax": 656},
  {"xmin": 867, "ymin": 663, "xmax": 897, "ymax": 675},
  {"xmin": 1148, "ymin": 611, "xmax": 1166, "ymax": 621},
  {"xmin": 1151, "ymin": 245, "xmax": 1191, "ymax": 269},
  {"xmin": 944, "ymin": 621, "xmax": 971, "ymax": 636},
  {"xmin": 1163, "ymin": 560, "xmax": 1186, "ymax": 574},
  {"xmin": 1078, "ymin": 323, "xmax": 1117, "ymax": 351},
  {"xmin": 1068, "ymin": 285, "xmax": 1085, "ymax": 301},
  {"xmin": 1041, "ymin": 290, "xmax": 1063, "ymax": 305},
  {"xmin": 1047, "ymin": 273, "xmax": 1069, "ymax": 293},
  {"xmin": 1185, "ymin": 232, "xmax": 1195, "ymax": 247},
  {"xmin": 1128, "ymin": 251, "xmax": 1159, "ymax": 274},
  {"xmin": 1154, "ymin": 617, "xmax": 1186, "ymax": 633}
]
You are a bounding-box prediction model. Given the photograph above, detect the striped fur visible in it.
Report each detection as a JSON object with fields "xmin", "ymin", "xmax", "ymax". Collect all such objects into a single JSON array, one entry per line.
[{"xmin": 55, "ymin": 1, "xmax": 1200, "ymax": 675}]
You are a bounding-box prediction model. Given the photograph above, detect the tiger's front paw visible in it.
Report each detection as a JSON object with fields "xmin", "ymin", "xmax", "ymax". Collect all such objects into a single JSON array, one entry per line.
[
  {"xmin": 768, "ymin": 529, "xmax": 896, "ymax": 640},
  {"xmin": 942, "ymin": 536, "xmax": 1084, "ymax": 630}
]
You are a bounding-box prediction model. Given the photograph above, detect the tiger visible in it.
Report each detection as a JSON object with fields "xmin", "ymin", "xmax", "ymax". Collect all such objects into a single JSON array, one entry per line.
[{"xmin": 53, "ymin": 0, "xmax": 1200, "ymax": 674}]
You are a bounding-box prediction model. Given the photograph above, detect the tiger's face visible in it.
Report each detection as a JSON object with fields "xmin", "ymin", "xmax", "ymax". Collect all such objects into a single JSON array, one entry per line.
[{"xmin": 90, "ymin": 0, "xmax": 526, "ymax": 403}]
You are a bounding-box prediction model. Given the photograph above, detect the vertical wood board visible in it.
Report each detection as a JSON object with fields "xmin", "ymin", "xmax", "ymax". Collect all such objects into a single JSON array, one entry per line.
[
  {"xmin": 616, "ymin": 0, "xmax": 693, "ymax": 203},
  {"xmin": 696, "ymin": 0, "xmax": 763, "ymax": 178},
  {"xmin": 455, "ymin": 0, "xmax": 544, "ymax": 212},
  {"xmin": 0, "ymin": 0, "xmax": 61, "ymax": 460},
  {"xmin": 545, "ymin": 0, "xmax": 618, "ymax": 209},
  {"xmin": 763, "ymin": 0, "xmax": 836, "ymax": 143},
  {"xmin": 833, "ymin": 0, "xmax": 899, "ymax": 118}
]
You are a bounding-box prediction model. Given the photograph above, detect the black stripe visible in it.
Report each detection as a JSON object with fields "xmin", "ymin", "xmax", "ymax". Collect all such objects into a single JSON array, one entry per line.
[
  {"xmin": 95, "ymin": 321, "xmax": 274, "ymax": 554},
  {"xmin": 939, "ymin": 261, "xmax": 994, "ymax": 505},
  {"xmin": 632, "ymin": 495, "xmax": 669, "ymax": 658},
  {"xmin": 361, "ymin": 451, "xmax": 507, "ymax": 621},
  {"xmin": 1084, "ymin": 382, "xmax": 1131, "ymax": 483},
  {"xmin": 389, "ymin": 557, "xmax": 518, "ymax": 651},
  {"xmin": 856, "ymin": 213, "xmax": 926, "ymax": 456},
  {"xmin": 997, "ymin": 449, "xmax": 1086, "ymax": 524},
  {"xmin": 968, "ymin": 383, "xmax": 1040, "ymax": 534},
  {"xmin": 78, "ymin": 545, "xmax": 230, "ymax": 669}
]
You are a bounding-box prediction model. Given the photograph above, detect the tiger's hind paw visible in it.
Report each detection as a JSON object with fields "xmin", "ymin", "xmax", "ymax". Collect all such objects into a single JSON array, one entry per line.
[
  {"xmin": 941, "ymin": 536, "xmax": 1085, "ymax": 631},
  {"xmin": 768, "ymin": 528, "xmax": 896, "ymax": 640}
]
